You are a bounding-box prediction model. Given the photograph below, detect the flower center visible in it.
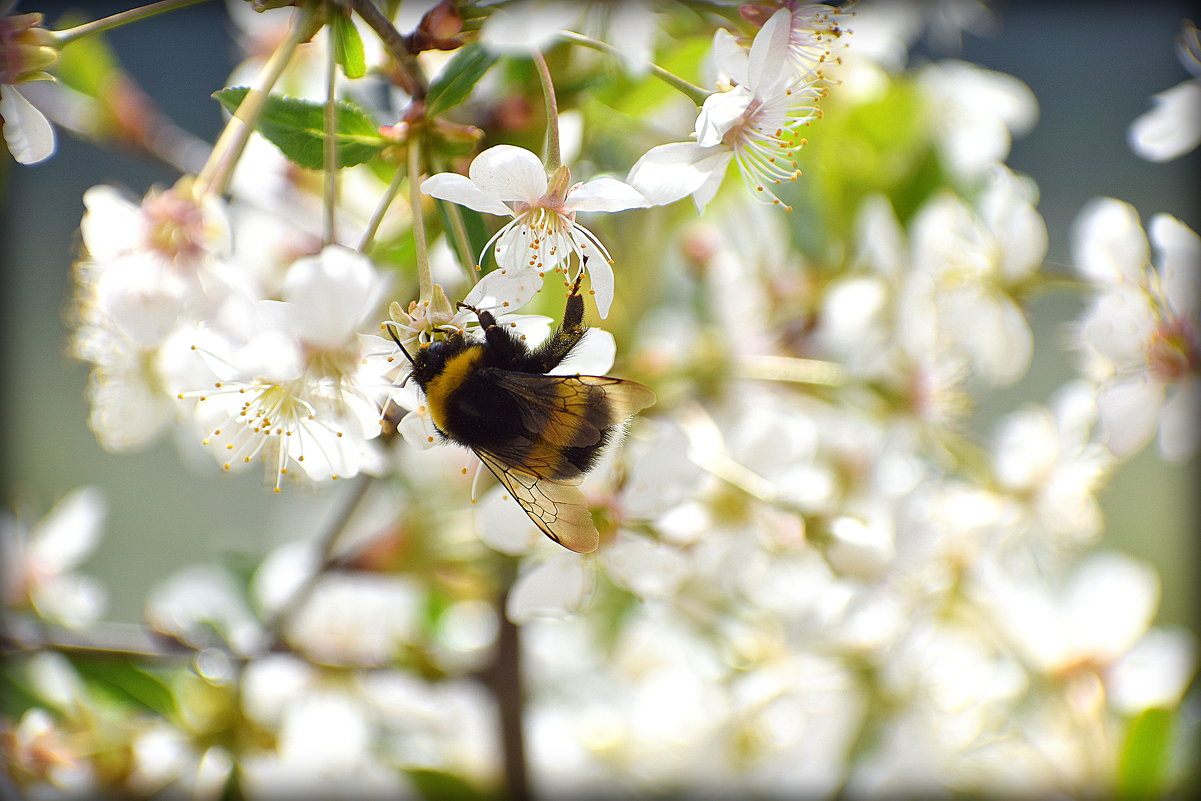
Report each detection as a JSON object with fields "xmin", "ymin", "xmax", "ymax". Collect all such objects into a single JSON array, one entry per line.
[{"xmin": 1147, "ymin": 316, "xmax": 1199, "ymax": 382}]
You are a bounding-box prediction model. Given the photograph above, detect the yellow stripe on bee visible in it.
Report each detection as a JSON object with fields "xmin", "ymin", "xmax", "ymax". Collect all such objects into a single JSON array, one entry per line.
[{"xmin": 424, "ymin": 347, "xmax": 485, "ymax": 433}]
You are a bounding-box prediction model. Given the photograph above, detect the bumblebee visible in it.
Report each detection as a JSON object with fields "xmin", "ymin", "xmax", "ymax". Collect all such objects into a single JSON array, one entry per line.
[{"xmin": 394, "ymin": 278, "xmax": 655, "ymax": 553}]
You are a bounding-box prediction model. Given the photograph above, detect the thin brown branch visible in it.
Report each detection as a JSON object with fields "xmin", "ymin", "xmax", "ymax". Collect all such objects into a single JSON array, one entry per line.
[{"xmin": 349, "ymin": 0, "xmax": 428, "ymax": 101}]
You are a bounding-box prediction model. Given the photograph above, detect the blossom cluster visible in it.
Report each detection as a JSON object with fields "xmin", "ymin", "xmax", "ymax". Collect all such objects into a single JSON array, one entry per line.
[{"xmin": 2, "ymin": 1, "xmax": 1197, "ymax": 800}]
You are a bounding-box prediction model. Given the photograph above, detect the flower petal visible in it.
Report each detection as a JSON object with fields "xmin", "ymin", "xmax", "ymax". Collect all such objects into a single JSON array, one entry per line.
[
  {"xmin": 0, "ymin": 85, "xmax": 55, "ymax": 165},
  {"xmin": 1071, "ymin": 197, "xmax": 1149, "ymax": 286},
  {"xmin": 282, "ymin": 246, "xmax": 383, "ymax": 348},
  {"xmin": 1097, "ymin": 377, "xmax": 1163, "ymax": 458},
  {"xmin": 468, "ymin": 145, "xmax": 547, "ymax": 204},
  {"xmin": 1149, "ymin": 213, "xmax": 1201, "ymax": 321},
  {"xmin": 421, "ymin": 173, "xmax": 513, "ymax": 217},
  {"xmin": 565, "ymin": 177, "xmax": 647, "ymax": 212},
  {"xmin": 583, "ymin": 255, "xmax": 615, "ymax": 319},
  {"xmin": 1159, "ymin": 376, "xmax": 1200, "ymax": 464},
  {"xmin": 463, "ymin": 267, "xmax": 546, "ymax": 312},
  {"xmin": 627, "ymin": 142, "xmax": 732, "ymax": 208},
  {"xmin": 747, "ymin": 8, "xmax": 794, "ymax": 96},
  {"xmin": 1128, "ymin": 80, "xmax": 1201, "ymax": 163},
  {"xmin": 696, "ymin": 86, "xmax": 753, "ymax": 147}
]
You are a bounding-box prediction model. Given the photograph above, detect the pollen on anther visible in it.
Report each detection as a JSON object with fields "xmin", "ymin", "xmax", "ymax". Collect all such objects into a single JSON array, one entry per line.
[
  {"xmin": 273, "ymin": 487, "xmax": 281, "ymax": 493},
  {"xmin": 427, "ymin": 436, "xmax": 434, "ymax": 443},
  {"xmin": 298, "ymin": 455, "xmax": 305, "ymax": 462},
  {"xmin": 223, "ymin": 462, "xmax": 232, "ymax": 470}
]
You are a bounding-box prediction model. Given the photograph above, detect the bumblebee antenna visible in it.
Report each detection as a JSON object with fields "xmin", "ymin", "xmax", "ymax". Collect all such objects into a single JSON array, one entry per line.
[{"xmin": 384, "ymin": 322, "xmax": 417, "ymax": 366}]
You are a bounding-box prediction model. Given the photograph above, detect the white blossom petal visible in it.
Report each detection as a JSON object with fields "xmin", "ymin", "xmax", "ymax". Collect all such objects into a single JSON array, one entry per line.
[
  {"xmin": 1158, "ymin": 376, "xmax": 1201, "ymax": 463},
  {"xmin": 421, "ymin": 173, "xmax": 514, "ymax": 217},
  {"xmin": 1, "ymin": 85, "xmax": 55, "ymax": 164},
  {"xmin": 1096, "ymin": 377, "xmax": 1164, "ymax": 458},
  {"xmin": 468, "ymin": 145, "xmax": 548, "ymax": 204},
  {"xmin": 1149, "ymin": 213, "xmax": 1201, "ymax": 321},
  {"xmin": 565, "ymin": 177, "xmax": 647, "ymax": 212},
  {"xmin": 282, "ymin": 246, "xmax": 383, "ymax": 348},
  {"xmin": 28, "ymin": 487, "xmax": 107, "ymax": 574},
  {"xmin": 506, "ymin": 552, "xmax": 592, "ymax": 623},
  {"xmin": 584, "ymin": 255, "xmax": 615, "ymax": 319},
  {"xmin": 747, "ymin": 8, "xmax": 794, "ymax": 97},
  {"xmin": 627, "ymin": 142, "xmax": 732, "ymax": 208},
  {"xmin": 1128, "ymin": 80, "xmax": 1201, "ymax": 162},
  {"xmin": 1071, "ymin": 197, "xmax": 1149, "ymax": 286}
]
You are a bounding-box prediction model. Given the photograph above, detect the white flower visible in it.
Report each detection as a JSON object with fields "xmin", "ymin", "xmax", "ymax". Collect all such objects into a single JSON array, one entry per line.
[
  {"xmin": 183, "ymin": 246, "xmax": 392, "ymax": 487},
  {"xmin": 627, "ymin": 9, "xmax": 824, "ymax": 212},
  {"xmin": 1129, "ymin": 20, "xmax": 1201, "ymax": 162},
  {"xmin": 0, "ymin": 83, "xmax": 54, "ymax": 164},
  {"xmin": 917, "ymin": 59, "xmax": 1037, "ymax": 179},
  {"xmin": 421, "ymin": 144, "xmax": 646, "ymax": 318},
  {"xmin": 481, "ymin": 0, "xmax": 657, "ymax": 74},
  {"xmin": 1072, "ymin": 198, "xmax": 1201, "ymax": 462},
  {"xmin": 1, "ymin": 487, "xmax": 107, "ymax": 628}
]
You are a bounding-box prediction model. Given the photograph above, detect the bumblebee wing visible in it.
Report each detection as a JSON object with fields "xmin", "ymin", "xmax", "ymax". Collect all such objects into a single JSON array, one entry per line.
[
  {"xmin": 488, "ymin": 371, "xmax": 657, "ymax": 449},
  {"xmin": 475, "ymin": 448, "xmax": 599, "ymax": 553}
]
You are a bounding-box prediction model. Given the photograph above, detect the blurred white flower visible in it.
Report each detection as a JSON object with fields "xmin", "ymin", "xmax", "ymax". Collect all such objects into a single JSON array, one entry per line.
[
  {"xmin": 422, "ymin": 144, "xmax": 645, "ymax": 318},
  {"xmin": 917, "ymin": 59, "xmax": 1037, "ymax": 178},
  {"xmin": 1, "ymin": 83, "xmax": 54, "ymax": 163},
  {"xmin": 1129, "ymin": 20, "xmax": 1201, "ymax": 161},
  {"xmin": 183, "ymin": 246, "xmax": 392, "ymax": 487},
  {"xmin": 146, "ymin": 564, "xmax": 264, "ymax": 655},
  {"xmin": 628, "ymin": 8, "xmax": 824, "ymax": 212},
  {"xmin": 1, "ymin": 487, "xmax": 108, "ymax": 628},
  {"xmin": 1072, "ymin": 198, "xmax": 1201, "ymax": 462},
  {"xmin": 990, "ymin": 382, "xmax": 1114, "ymax": 546}
]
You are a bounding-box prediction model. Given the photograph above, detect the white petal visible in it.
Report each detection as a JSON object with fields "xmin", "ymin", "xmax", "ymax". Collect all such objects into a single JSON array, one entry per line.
[
  {"xmin": 468, "ymin": 145, "xmax": 547, "ymax": 204},
  {"xmin": 81, "ymin": 185, "xmax": 142, "ymax": 262},
  {"xmin": 1128, "ymin": 81, "xmax": 1201, "ymax": 162},
  {"xmin": 549, "ymin": 328, "xmax": 615, "ymax": 376},
  {"xmin": 1097, "ymin": 377, "xmax": 1164, "ymax": 458},
  {"xmin": 603, "ymin": 534, "xmax": 687, "ymax": 599},
  {"xmin": 582, "ymin": 254, "xmax": 614, "ymax": 319},
  {"xmin": 475, "ymin": 487, "xmax": 541, "ymax": 555},
  {"xmin": 1149, "ymin": 213, "xmax": 1201, "ymax": 321},
  {"xmin": 463, "ymin": 267, "xmax": 545, "ymax": 312},
  {"xmin": 29, "ymin": 487, "xmax": 107, "ymax": 574},
  {"xmin": 709, "ymin": 28, "xmax": 748, "ymax": 87},
  {"xmin": 565, "ymin": 177, "xmax": 647, "ymax": 212},
  {"xmin": 1, "ymin": 85, "xmax": 56, "ymax": 164},
  {"xmin": 627, "ymin": 142, "xmax": 732, "ymax": 208},
  {"xmin": 1158, "ymin": 377, "xmax": 1201, "ymax": 463},
  {"xmin": 32, "ymin": 574, "xmax": 107, "ymax": 628},
  {"xmin": 282, "ymin": 246, "xmax": 382, "ymax": 348},
  {"xmin": 1109, "ymin": 627, "xmax": 1199, "ymax": 712},
  {"xmin": 1071, "ymin": 197, "xmax": 1149, "ymax": 285},
  {"xmin": 506, "ymin": 552, "xmax": 592, "ymax": 623},
  {"xmin": 421, "ymin": 173, "xmax": 513, "ymax": 217},
  {"xmin": 696, "ymin": 86, "xmax": 753, "ymax": 147},
  {"xmin": 480, "ymin": 0, "xmax": 579, "ymax": 55},
  {"xmin": 398, "ymin": 408, "xmax": 440, "ymax": 449},
  {"xmin": 747, "ymin": 8, "xmax": 794, "ymax": 96},
  {"xmin": 1064, "ymin": 552, "xmax": 1159, "ymax": 663}
]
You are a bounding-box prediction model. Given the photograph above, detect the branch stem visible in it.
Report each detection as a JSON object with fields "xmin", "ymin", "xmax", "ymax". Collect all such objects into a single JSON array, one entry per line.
[
  {"xmin": 193, "ymin": 0, "xmax": 315, "ymax": 197},
  {"xmin": 533, "ymin": 50, "xmax": 561, "ymax": 171},
  {"xmin": 358, "ymin": 163, "xmax": 407, "ymax": 253},
  {"xmin": 323, "ymin": 23, "xmax": 340, "ymax": 246},
  {"xmin": 558, "ymin": 30, "xmax": 710, "ymax": 106},
  {"xmin": 410, "ymin": 137, "xmax": 434, "ymax": 304},
  {"xmin": 51, "ymin": 0, "xmax": 212, "ymax": 46},
  {"xmin": 349, "ymin": 0, "xmax": 427, "ymax": 101}
]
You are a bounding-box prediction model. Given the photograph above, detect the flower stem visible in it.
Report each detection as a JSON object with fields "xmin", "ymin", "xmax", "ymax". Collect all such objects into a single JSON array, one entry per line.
[
  {"xmin": 51, "ymin": 0, "xmax": 212, "ymax": 46},
  {"xmin": 358, "ymin": 164, "xmax": 407, "ymax": 254},
  {"xmin": 349, "ymin": 0, "xmax": 427, "ymax": 101},
  {"xmin": 323, "ymin": 23, "xmax": 340, "ymax": 246},
  {"xmin": 533, "ymin": 50, "xmax": 561, "ymax": 171},
  {"xmin": 193, "ymin": 0, "xmax": 315, "ymax": 198},
  {"xmin": 558, "ymin": 30, "xmax": 711, "ymax": 106},
  {"xmin": 440, "ymin": 195, "xmax": 482, "ymax": 284},
  {"xmin": 409, "ymin": 137, "xmax": 433, "ymax": 305},
  {"xmin": 261, "ymin": 474, "xmax": 375, "ymax": 649}
]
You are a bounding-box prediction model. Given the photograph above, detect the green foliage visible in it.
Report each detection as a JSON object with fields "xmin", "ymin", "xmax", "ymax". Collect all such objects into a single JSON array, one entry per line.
[
  {"xmin": 425, "ymin": 44, "xmax": 498, "ymax": 118},
  {"xmin": 331, "ymin": 9, "xmax": 367, "ymax": 80},
  {"xmin": 406, "ymin": 768, "xmax": 488, "ymax": 801},
  {"xmin": 212, "ymin": 87, "xmax": 386, "ymax": 170},
  {"xmin": 68, "ymin": 655, "xmax": 177, "ymax": 718},
  {"xmin": 1117, "ymin": 707, "xmax": 1177, "ymax": 800}
]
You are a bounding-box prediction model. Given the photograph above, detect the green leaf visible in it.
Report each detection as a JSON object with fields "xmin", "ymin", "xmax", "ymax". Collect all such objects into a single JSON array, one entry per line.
[
  {"xmin": 213, "ymin": 87, "xmax": 385, "ymax": 170},
  {"xmin": 406, "ymin": 768, "xmax": 487, "ymax": 801},
  {"xmin": 69, "ymin": 656, "xmax": 177, "ymax": 718},
  {"xmin": 425, "ymin": 44, "xmax": 498, "ymax": 117},
  {"xmin": 331, "ymin": 10, "xmax": 367, "ymax": 79},
  {"xmin": 0, "ymin": 661, "xmax": 43, "ymax": 717},
  {"xmin": 1117, "ymin": 706, "xmax": 1176, "ymax": 801}
]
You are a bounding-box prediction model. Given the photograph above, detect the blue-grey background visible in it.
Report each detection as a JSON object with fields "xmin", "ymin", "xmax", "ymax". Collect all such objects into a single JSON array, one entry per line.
[{"xmin": 2, "ymin": 1, "xmax": 1198, "ymax": 627}]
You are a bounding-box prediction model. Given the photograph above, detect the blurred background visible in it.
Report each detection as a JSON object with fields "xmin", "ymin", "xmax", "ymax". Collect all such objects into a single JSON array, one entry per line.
[{"xmin": 2, "ymin": 0, "xmax": 1197, "ymax": 633}]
